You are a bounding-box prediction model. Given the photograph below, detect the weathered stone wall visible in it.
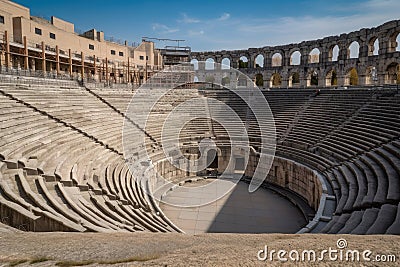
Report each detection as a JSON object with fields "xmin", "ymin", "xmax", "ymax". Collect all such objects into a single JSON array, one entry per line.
[
  {"xmin": 153, "ymin": 144, "xmax": 322, "ymax": 212},
  {"xmin": 191, "ymin": 20, "xmax": 400, "ymax": 88},
  {"xmin": 245, "ymin": 152, "xmax": 322, "ymax": 211}
]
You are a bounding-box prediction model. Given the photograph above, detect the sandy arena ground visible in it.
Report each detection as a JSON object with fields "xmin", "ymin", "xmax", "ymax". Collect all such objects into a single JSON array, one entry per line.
[{"xmin": 0, "ymin": 231, "xmax": 398, "ymax": 266}]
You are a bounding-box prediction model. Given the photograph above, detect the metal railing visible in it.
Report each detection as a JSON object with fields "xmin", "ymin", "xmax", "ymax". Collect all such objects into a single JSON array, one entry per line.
[{"xmin": 0, "ymin": 67, "xmax": 80, "ymax": 87}]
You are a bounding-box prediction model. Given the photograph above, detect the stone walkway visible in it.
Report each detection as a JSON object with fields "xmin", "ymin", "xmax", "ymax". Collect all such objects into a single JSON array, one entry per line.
[{"xmin": 0, "ymin": 232, "xmax": 398, "ymax": 266}]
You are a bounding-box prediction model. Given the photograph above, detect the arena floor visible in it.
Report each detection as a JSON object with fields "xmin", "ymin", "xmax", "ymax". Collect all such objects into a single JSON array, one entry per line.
[{"xmin": 160, "ymin": 180, "xmax": 306, "ymax": 234}]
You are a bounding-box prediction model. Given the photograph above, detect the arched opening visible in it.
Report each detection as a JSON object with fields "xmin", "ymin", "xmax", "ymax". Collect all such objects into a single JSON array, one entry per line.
[
  {"xmin": 385, "ymin": 63, "xmax": 400, "ymax": 84},
  {"xmin": 325, "ymin": 69, "xmax": 338, "ymax": 87},
  {"xmin": 271, "ymin": 53, "xmax": 282, "ymax": 67},
  {"xmin": 239, "ymin": 56, "xmax": 248, "ymax": 69},
  {"xmin": 290, "ymin": 51, "xmax": 301, "ymax": 66},
  {"xmin": 345, "ymin": 67, "xmax": 359, "ymax": 86},
  {"xmin": 221, "ymin": 75, "xmax": 230, "ymax": 86},
  {"xmin": 368, "ymin": 37, "xmax": 379, "ymax": 56},
  {"xmin": 234, "ymin": 157, "xmax": 245, "ymax": 172},
  {"xmin": 255, "ymin": 73, "xmax": 264, "ymax": 87},
  {"xmin": 307, "ymin": 70, "xmax": 319, "ymax": 87},
  {"xmin": 205, "ymin": 58, "xmax": 215, "ymax": 70},
  {"xmin": 193, "ymin": 76, "xmax": 199, "ymax": 83},
  {"xmin": 207, "ymin": 149, "xmax": 218, "ymax": 169},
  {"xmin": 205, "ymin": 75, "xmax": 215, "ymax": 83},
  {"xmin": 388, "ymin": 32, "xmax": 400, "ymax": 52},
  {"xmin": 309, "ymin": 48, "xmax": 320, "ymax": 64},
  {"xmin": 348, "ymin": 41, "xmax": 360, "ymax": 59},
  {"xmin": 365, "ymin": 66, "xmax": 377, "ymax": 85},
  {"xmin": 270, "ymin": 73, "xmax": 282, "ymax": 88},
  {"xmin": 237, "ymin": 75, "xmax": 247, "ymax": 87},
  {"xmin": 329, "ymin": 45, "xmax": 339, "ymax": 62},
  {"xmin": 221, "ymin": 58, "xmax": 231, "ymax": 69},
  {"xmin": 255, "ymin": 54, "xmax": 264, "ymax": 68},
  {"xmin": 397, "ymin": 34, "xmax": 400, "ymax": 52},
  {"xmin": 289, "ymin": 72, "xmax": 300, "ymax": 87},
  {"xmin": 190, "ymin": 59, "xmax": 199, "ymax": 70}
]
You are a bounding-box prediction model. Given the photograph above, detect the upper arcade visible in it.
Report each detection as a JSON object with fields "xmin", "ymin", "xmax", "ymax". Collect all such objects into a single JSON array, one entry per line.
[{"xmin": 191, "ymin": 20, "xmax": 400, "ymax": 88}]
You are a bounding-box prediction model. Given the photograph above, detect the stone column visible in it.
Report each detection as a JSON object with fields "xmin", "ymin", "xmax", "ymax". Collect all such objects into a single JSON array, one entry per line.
[
  {"xmin": 56, "ymin": 45, "xmax": 60, "ymax": 75},
  {"xmin": 263, "ymin": 55, "xmax": 268, "ymax": 69},
  {"xmin": 5, "ymin": 31, "xmax": 10, "ymax": 68},
  {"xmin": 105, "ymin": 58, "xmax": 109, "ymax": 83},
  {"xmin": 30, "ymin": 58, "xmax": 35, "ymax": 71},
  {"xmin": 81, "ymin": 52, "xmax": 84, "ymax": 79},
  {"xmin": 127, "ymin": 57, "xmax": 130, "ymax": 83},
  {"xmin": 41, "ymin": 41, "xmax": 46, "ymax": 73},
  {"xmin": 231, "ymin": 57, "xmax": 239, "ymax": 69},
  {"xmin": 68, "ymin": 49, "xmax": 73, "ymax": 77},
  {"xmin": 93, "ymin": 55, "xmax": 97, "ymax": 80},
  {"xmin": 318, "ymin": 72, "xmax": 325, "ymax": 87},
  {"xmin": 359, "ymin": 41, "xmax": 369, "ymax": 58},
  {"xmin": 337, "ymin": 71, "xmax": 345, "ymax": 87},
  {"xmin": 281, "ymin": 71, "xmax": 288, "ymax": 88},
  {"xmin": 215, "ymin": 58, "xmax": 221, "ymax": 70},
  {"xmin": 198, "ymin": 61, "xmax": 206, "ymax": 70},
  {"xmin": 23, "ymin": 36, "xmax": 28, "ymax": 70},
  {"xmin": 265, "ymin": 53, "xmax": 272, "ymax": 68}
]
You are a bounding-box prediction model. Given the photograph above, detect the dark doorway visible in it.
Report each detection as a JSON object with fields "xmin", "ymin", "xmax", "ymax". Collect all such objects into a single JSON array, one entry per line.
[
  {"xmin": 235, "ymin": 157, "xmax": 245, "ymax": 172},
  {"xmin": 207, "ymin": 149, "xmax": 218, "ymax": 169}
]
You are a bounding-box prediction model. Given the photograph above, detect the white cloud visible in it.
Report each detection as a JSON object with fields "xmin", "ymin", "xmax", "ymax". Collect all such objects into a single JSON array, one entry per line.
[
  {"xmin": 362, "ymin": 0, "xmax": 400, "ymax": 9},
  {"xmin": 179, "ymin": 13, "xmax": 200, "ymax": 24},
  {"xmin": 189, "ymin": 0, "xmax": 400, "ymax": 50},
  {"xmin": 188, "ymin": 30, "xmax": 205, "ymax": 36},
  {"xmin": 217, "ymin": 13, "xmax": 230, "ymax": 21},
  {"xmin": 152, "ymin": 23, "xmax": 179, "ymax": 34}
]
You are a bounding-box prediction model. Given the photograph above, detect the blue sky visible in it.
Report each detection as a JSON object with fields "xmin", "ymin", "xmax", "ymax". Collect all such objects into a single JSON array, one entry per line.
[{"xmin": 12, "ymin": 0, "xmax": 400, "ymax": 51}]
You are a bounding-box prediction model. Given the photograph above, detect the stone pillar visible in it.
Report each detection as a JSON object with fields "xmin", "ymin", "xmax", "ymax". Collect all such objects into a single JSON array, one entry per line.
[
  {"xmin": 215, "ymin": 60, "xmax": 221, "ymax": 70},
  {"xmin": 320, "ymin": 46, "xmax": 329, "ymax": 64},
  {"xmin": 377, "ymin": 68, "xmax": 385, "ymax": 85},
  {"xmin": 283, "ymin": 53, "xmax": 290, "ymax": 67},
  {"xmin": 265, "ymin": 54, "xmax": 272, "ymax": 68},
  {"xmin": 263, "ymin": 55, "xmax": 268, "ymax": 69},
  {"xmin": 81, "ymin": 52, "xmax": 84, "ymax": 79},
  {"xmin": 231, "ymin": 57, "xmax": 239, "ymax": 69},
  {"xmin": 338, "ymin": 42, "xmax": 347, "ymax": 61},
  {"xmin": 281, "ymin": 71, "xmax": 288, "ymax": 88},
  {"xmin": 23, "ymin": 36, "xmax": 28, "ymax": 70},
  {"xmin": 5, "ymin": 31, "xmax": 10, "ymax": 68},
  {"xmin": 379, "ymin": 37, "xmax": 389, "ymax": 54},
  {"xmin": 299, "ymin": 74, "xmax": 307, "ymax": 88},
  {"xmin": 56, "ymin": 45, "xmax": 60, "ymax": 75},
  {"xmin": 300, "ymin": 50, "xmax": 309, "ymax": 65},
  {"xmin": 93, "ymin": 55, "xmax": 96, "ymax": 80},
  {"xmin": 68, "ymin": 49, "xmax": 73, "ymax": 77},
  {"xmin": 318, "ymin": 73, "xmax": 325, "ymax": 87},
  {"xmin": 359, "ymin": 41, "xmax": 369, "ymax": 58},
  {"xmin": 198, "ymin": 61, "xmax": 206, "ymax": 70},
  {"xmin": 127, "ymin": 57, "xmax": 130, "ymax": 83},
  {"xmin": 105, "ymin": 58, "xmax": 109, "ymax": 83},
  {"xmin": 247, "ymin": 56, "xmax": 252, "ymax": 69},
  {"xmin": 41, "ymin": 41, "xmax": 46, "ymax": 73},
  {"xmin": 337, "ymin": 72, "xmax": 345, "ymax": 87},
  {"xmin": 30, "ymin": 58, "xmax": 35, "ymax": 71}
]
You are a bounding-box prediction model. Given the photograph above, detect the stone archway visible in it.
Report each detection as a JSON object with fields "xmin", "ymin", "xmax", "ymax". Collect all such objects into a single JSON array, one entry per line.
[
  {"xmin": 270, "ymin": 73, "xmax": 282, "ymax": 88},
  {"xmin": 345, "ymin": 67, "xmax": 359, "ymax": 86},
  {"xmin": 385, "ymin": 62, "xmax": 400, "ymax": 84},
  {"xmin": 289, "ymin": 72, "xmax": 300, "ymax": 87},
  {"xmin": 325, "ymin": 69, "xmax": 338, "ymax": 87}
]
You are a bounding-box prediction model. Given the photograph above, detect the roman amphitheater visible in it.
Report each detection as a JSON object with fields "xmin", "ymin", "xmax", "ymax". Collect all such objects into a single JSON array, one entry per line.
[{"xmin": 0, "ymin": 1, "xmax": 399, "ymax": 266}]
